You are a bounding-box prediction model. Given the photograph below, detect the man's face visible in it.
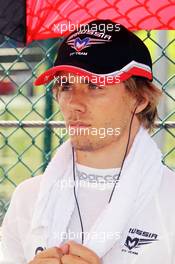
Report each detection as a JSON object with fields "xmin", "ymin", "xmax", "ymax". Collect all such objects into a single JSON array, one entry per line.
[{"xmin": 54, "ymin": 72, "xmax": 137, "ymax": 151}]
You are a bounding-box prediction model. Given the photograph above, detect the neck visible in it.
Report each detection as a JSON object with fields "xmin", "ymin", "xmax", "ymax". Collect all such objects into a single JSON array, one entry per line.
[{"xmin": 75, "ymin": 122, "xmax": 141, "ymax": 169}]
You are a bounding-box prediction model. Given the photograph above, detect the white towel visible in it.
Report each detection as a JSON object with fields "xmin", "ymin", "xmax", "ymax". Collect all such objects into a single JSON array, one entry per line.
[{"xmin": 31, "ymin": 126, "xmax": 164, "ymax": 258}]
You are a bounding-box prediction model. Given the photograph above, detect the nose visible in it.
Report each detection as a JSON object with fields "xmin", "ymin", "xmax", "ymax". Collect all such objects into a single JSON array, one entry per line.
[{"xmin": 68, "ymin": 91, "xmax": 86, "ymax": 113}]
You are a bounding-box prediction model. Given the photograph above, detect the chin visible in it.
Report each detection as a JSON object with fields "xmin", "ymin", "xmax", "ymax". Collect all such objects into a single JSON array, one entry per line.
[
  {"xmin": 70, "ymin": 135, "xmax": 114, "ymax": 151},
  {"xmin": 70, "ymin": 137, "xmax": 94, "ymax": 151}
]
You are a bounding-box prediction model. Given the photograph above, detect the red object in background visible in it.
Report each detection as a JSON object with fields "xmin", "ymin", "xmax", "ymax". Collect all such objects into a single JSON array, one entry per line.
[
  {"xmin": 0, "ymin": 0, "xmax": 175, "ymax": 45},
  {"xmin": 27, "ymin": 0, "xmax": 175, "ymax": 43},
  {"xmin": 0, "ymin": 81, "xmax": 15, "ymax": 95}
]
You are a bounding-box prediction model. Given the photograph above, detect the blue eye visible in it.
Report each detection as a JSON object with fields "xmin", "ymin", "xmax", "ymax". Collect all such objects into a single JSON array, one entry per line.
[
  {"xmin": 60, "ymin": 84, "xmax": 72, "ymax": 92},
  {"xmin": 88, "ymin": 83, "xmax": 103, "ymax": 90}
]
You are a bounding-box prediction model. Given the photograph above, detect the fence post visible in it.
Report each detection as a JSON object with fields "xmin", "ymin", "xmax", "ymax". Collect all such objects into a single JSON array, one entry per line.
[
  {"xmin": 153, "ymin": 30, "xmax": 168, "ymax": 150},
  {"xmin": 43, "ymin": 39, "xmax": 58, "ymax": 171}
]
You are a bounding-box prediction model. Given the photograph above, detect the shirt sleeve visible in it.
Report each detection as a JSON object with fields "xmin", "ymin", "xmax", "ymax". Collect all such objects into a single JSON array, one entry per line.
[{"xmin": 0, "ymin": 187, "xmax": 26, "ymax": 264}]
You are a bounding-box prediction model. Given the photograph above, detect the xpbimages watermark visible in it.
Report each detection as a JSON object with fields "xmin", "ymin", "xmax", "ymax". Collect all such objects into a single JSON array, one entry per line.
[
  {"xmin": 54, "ymin": 230, "xmax": 121, "ymax": 242},
  {"xmin": 53, "ymin": 21, "xmax": 121, "ymax": 35},
  {"xmin": 56, "ymin": 174, "xmax": 120, "ymax": 191},
  {"xmin": 53, "ymin": 73, "xmax": 121, "ymax": 87},
  {"xmin": 58, "ymin": 126, "xmax": 121, "ymax": 139}
]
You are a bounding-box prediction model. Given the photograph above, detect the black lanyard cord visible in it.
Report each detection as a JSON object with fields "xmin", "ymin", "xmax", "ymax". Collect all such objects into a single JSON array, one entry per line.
[
  {"xmin": 72, "ymin": 105, "xmax": 138, "ymax": 244},
  {"xmin": 72, "ymin": 146, "xmax": 85, "ymax": 244},
  {"xmin": 108, "ymin": 105, "xmax": 137, "ymax": 203}
]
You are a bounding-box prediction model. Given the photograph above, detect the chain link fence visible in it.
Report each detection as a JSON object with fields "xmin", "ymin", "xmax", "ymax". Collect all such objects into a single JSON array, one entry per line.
[{"xmin": 0, "ymin": 30, "xmax": 174, "ymax": 224}]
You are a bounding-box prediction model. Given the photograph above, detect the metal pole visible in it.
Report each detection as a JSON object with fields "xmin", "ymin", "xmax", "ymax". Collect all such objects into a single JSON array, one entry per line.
[
  {"xmin": 153, "ymin": 30, "xmax": 168, "ymax": 150},
  {"xmin": 43, "ymin": 39, "xmax": 58, "ymax": 171}
]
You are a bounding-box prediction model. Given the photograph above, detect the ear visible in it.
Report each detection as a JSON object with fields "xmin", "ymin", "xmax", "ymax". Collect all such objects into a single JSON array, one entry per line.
[
  {"xmin": 134, "ymin": 94, "xmax": 149, "ymax": 114},
  {"xmin": 52, "ymin": 85, "xmax": 60, "ymax": 101}
]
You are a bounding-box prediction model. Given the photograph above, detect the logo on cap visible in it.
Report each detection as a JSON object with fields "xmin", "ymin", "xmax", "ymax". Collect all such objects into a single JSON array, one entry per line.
[
  {"xmin": 74, "ymin": 37, "xmax": 89, "ymax": 51},
  {"xmin": 67, "ymin": 37, "xmax": 111, "ymax": 52}
]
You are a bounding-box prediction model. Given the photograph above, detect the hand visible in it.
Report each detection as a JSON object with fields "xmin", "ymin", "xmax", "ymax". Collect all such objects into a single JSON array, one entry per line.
[
  {"xmin": 28, "ymin": 245, "xmax": 68, "ymax": 264},
  {"xmin": 61, "ymin": 241, "xmax": 101, "ymax": 264}
]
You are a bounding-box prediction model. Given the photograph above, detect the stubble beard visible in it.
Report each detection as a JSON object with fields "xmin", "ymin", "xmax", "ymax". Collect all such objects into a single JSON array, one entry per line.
[{"xmin": 70, "ymin": 134, "xmax": 120, "ymax": 152}]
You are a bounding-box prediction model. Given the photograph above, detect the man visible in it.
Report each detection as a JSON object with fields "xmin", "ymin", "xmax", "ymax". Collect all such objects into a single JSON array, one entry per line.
[{"xmin": 1, "ymin": 20, "xmax": 175, "ymax": 264}]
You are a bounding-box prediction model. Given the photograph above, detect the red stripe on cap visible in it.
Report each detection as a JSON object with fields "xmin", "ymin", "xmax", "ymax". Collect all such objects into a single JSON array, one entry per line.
[{"xmin": 34, "ymin": 65, "xmax": 152, "ymax": 86}]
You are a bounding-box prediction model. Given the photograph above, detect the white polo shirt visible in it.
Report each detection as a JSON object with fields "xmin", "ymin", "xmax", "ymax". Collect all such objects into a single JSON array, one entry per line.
[{"xmin": 1, "ymin": 164, "xmax": 175, "ymax": 264}]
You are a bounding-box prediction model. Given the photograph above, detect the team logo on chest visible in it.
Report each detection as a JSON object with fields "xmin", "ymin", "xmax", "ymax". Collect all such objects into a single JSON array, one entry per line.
[{"xmin": 122, "ymin": 228, "xmax": 158, "ymax": 255}]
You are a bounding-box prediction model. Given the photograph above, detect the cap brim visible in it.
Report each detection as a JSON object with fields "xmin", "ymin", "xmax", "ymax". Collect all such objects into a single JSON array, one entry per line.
[{"xmin": 34, "ymin": 64, "xmax": 152, "ymax": 86}]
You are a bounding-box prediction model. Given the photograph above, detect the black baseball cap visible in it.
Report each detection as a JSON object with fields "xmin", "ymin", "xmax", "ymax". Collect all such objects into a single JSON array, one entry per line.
[{"xmin": 34, "ymin": 19, "xmax": 153, "ymax": 86}]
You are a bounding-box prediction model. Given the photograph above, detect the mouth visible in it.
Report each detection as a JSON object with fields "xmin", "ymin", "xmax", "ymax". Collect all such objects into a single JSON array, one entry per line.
[{"xmin": 68, "ymin": 121, "xmax": 91, "ymax": 128}]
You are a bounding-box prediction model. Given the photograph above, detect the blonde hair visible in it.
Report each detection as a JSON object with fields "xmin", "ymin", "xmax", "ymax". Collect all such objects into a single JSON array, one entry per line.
[{"xmin": 124, "ymin": 77, "xmax": 162, "ymax": 132}]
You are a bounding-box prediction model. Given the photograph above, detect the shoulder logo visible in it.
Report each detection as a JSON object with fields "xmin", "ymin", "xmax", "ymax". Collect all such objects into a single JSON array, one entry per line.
[
  {"xmin": 67, "ymin": 37, "xmax": 111, "ymax": 52},
  {"xmin": 122, "ymin": 228, "xmax": 158, "ymax": 255},
  {"xmin": 125, "ymin": 236, "xmax": 158, "ymax": 250}
]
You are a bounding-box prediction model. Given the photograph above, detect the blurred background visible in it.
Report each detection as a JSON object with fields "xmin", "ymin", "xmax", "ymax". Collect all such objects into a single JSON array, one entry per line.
[{"xmin": 0, "ymin": 30, "xmax": 174, "ymax": 226}]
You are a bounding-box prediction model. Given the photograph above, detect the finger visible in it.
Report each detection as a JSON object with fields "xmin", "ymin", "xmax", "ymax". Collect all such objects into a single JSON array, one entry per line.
[
  {"xmin": 29, "ymin": 257, "xmax": 61, "ymax": 264},
  {"xmin": 62, "ymin": 254, "xmax": 90, "ymax": 264},
  {"xmin": 35, "ymin": 247, "xmax": 63, "ymax": 259},
  {"xmin": 59, "ymin": 244, "xmax": 70, "ymax": 254},
  {"xmin": 66, "ymin": 241, "xmax": 100, "ymax": 264}
]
